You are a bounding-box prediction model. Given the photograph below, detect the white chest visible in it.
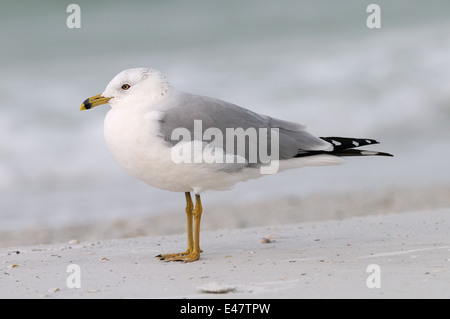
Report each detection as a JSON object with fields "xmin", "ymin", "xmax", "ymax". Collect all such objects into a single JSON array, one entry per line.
[{"xmin": 103, "ymin": 108, "xmax": 174, "ymax": 185}]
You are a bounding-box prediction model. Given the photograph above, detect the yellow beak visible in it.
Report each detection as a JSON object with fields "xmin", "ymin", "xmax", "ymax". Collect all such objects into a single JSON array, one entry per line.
[{"xmin": 80, "ymin": 93, "xmax": 112, "ymax": 111}]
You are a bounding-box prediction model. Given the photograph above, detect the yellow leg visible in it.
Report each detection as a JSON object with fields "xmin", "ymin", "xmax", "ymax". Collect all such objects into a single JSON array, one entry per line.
[
  {"xmin": 156, "ymin": 193, "xmax": 203, "ymax": 262},
  {"xmin": 185, "ymin": 192, "xmax": 194, "ymax": 253},
  {"xmin": 186, "ymin": 193, "xmax": 202, "ymax": 262}
]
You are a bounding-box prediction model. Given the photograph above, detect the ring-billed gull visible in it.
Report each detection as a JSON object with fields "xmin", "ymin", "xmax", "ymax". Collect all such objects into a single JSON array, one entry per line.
[{"xmin": 80, "ymin": 68, "xmax": 392, "ymax": 262}]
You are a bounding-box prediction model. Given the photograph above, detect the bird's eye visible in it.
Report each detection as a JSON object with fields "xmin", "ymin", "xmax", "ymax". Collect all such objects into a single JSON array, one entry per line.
[{"xmin": 121, "ymin": 84, "xmax": 131, "ymax": 90}]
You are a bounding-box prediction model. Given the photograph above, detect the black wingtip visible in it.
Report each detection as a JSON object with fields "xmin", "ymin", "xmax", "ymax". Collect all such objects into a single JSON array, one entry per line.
[
  {"xmin": 359, "ymin": 150, "xmax": 393, "ymax": 157},
  {"xmin": 296, "ymin": 136, "xmax": 393, "ymax": 158},
  {"xmin": 377, "ymin": 151, "xmax": 394, "ymax": 157},
  {"xmin": 320, "ymin": 137, "xmax": 380, "ymax": 150},
  {"xmin": 327, "ymin": 149, "xmax": 394, "ymax": 157}
]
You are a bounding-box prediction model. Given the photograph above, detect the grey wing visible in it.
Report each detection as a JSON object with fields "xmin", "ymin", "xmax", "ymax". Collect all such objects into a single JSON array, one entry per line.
[{"xmin": 158, "ymin": 92, "xmax": 332, "ymax": 161}]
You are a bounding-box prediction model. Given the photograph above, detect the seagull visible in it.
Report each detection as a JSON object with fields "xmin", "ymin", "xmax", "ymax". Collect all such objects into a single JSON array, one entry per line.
[{"xmin": 80, "ymin": 68, "xmax": 392, "ymax": 262}]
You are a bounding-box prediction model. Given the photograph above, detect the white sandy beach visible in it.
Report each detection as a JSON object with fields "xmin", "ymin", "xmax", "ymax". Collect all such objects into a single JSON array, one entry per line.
[{"xmin": 1, "ymin": 200, "xmax": 449, "ymax": 299}]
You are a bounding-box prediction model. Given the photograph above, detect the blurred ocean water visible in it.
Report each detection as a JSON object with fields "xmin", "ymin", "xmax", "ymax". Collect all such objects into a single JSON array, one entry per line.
[{"xmin": 0, "ymin": 0, "xmax": 449, "ymax": 231}]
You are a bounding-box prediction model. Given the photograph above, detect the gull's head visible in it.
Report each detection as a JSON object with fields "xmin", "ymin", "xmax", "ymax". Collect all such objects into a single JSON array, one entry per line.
[{"xmin": 80, "ymin": 68, "xmax": 170, "ymax": 111}]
